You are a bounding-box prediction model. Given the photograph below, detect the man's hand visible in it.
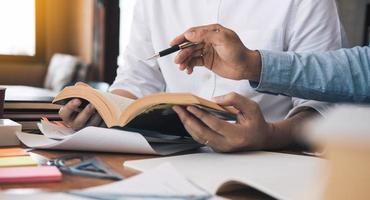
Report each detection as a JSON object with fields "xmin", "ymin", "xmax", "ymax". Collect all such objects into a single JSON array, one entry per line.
[
  {"xmin": 171, "ymin": 24, "xmax": 262, "ymax": 81},
  {"xmin": 59, "ymin": 99, "xmax": 103, "ymax": 130},
  {"xmin": 58, "ymin": 83, "xmax": 138, "ymax": 130},
  {"xmin": 173, "ymin": 92, "xmax": 273, "ymax": 152}
]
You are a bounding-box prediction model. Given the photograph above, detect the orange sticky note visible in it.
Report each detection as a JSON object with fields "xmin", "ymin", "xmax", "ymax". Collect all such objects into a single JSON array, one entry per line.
[
  {"xmin": 0, "ymin": 166, "xmax": 62, "ymax": 183},
  {"xmin": 0, "ymin": 148, "xmax": 29, "ymax": 157}
]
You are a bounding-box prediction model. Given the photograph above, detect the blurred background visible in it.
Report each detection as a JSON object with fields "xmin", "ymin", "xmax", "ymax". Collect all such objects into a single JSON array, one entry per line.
[{"xmin": 0, "ymin": 0, "xmax": 368, "ymax": 89}]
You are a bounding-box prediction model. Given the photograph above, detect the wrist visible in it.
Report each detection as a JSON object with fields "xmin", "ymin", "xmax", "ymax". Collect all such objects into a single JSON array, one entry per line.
[
  {"xmin": 261, "ymin": 122, "xmax": 276, "ymax": 149},
  {"xmin": 243, "ymin": 49, "xmax": 262, "ymax": 81}
]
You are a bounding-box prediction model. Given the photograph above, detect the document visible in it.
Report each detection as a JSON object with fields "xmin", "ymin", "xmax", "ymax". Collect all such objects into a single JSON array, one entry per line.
[
  {"xmin": 124, "ymin": 151, "xmax": 328, "ymax": 200},
  {"xmin": 17, "ymin": 121, "xmax": 201, "ymax": 155},
  {"xmin": 82, "ymin": 163, "xmax": 211, "ymax": 197},
  {"xmin": 0, "ymin": 163, "xmax": 219, "ymax": 200}
]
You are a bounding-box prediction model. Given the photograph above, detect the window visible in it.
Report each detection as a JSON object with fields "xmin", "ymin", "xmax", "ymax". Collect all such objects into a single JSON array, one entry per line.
[{"xmin": 0, "ymin": 0, "xmax": 36, "ymax": 56}]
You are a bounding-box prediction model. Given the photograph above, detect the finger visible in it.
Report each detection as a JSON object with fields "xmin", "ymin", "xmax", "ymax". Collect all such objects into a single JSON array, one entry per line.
[
  {"xmin": 186, "ymin": 57, "xmax": 203, "ymax": 74},
  {"xmin": 85, "ymin": 112, "xmax": 103, "ymax": 127},
  {"xmin": 71, "ymin": 104, "xmax": 96, "ymax": 130},
  {"xmin": 173, "ymin": 106, "xmax": 224, "ymax": 145},
  {"xmin": 175, "ymin": 44, "xmax": 204, "ymax": 64},
  {"xmin": 59, "ymin": 99, "xmax": 82, "ymax": 124},
  {"xmin": 181, "ymin": 50, "xmax": 204, "ymax": 73},
  {"xmin": 184, "ymin": 24, "xmax": 226, "ymax": 44},
  {"xmin": 213, "ymin": 92, "xmax": 257, "ymax": 114},
  {"xmin": 170, "ymin": 34, "xmax": 187, "ymax": 46},
  {"xmin": 186, "ymin": 106, "xmax": 236, "ymax": 136},
  {"xmin": 180, "ymin": 50, "xmax": 204, "ymax": 74},
  {"xmin": 171, "ymin": 24, "xmax": 226, "ymax": 47}
]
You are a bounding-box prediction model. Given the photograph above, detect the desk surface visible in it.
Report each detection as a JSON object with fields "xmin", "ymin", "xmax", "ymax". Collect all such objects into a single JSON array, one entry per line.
[{"xmin": 0, "ymin": 149, "xmax": 274, "ymax": 200}]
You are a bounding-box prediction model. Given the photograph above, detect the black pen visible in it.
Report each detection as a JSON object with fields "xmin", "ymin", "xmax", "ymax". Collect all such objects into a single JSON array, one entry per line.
[{"xmin": 146, "ymin": 42, "xmax": 197, "ymax": 60}]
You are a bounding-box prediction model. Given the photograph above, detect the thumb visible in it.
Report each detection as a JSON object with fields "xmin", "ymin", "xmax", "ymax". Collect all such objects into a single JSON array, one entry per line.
[
  {"xmin": 213, "ymin": 92, "xmax": 257, "ymax": 114},
  {"xmin": 184, "ymin": 30, "xmax": 202, "ymax": 43},
  {"xmin": 171, "ymin": 24, "xmax": 226, "ymax": 46},
  {"xmin": 169, "ymin": 30, "xmax": 206, "ymax": 46}
]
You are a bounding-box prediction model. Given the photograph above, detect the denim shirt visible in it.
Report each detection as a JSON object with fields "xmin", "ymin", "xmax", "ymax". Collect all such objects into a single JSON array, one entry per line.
[{"xmin": 251, "ymin": 46, "xmax": 370, "ymax": 103}]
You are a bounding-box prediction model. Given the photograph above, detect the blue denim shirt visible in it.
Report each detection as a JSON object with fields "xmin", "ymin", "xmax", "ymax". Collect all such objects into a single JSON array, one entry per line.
[{"xmin": 251, "ymin": 46, "xmax": 370, "ymax": 103}]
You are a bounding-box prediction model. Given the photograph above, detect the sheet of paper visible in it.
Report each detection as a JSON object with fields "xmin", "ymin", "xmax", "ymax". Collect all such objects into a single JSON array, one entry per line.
[
  {"xmin": 0, "ymin": 192, "xmax": 83, "ymax": 200},
  {"xmin": 0, "ymin": 164, "xmax": 222, "ymax": 200},
  {"xmin": 84, "ymin": 163, "xmax": 210, "ymax": 197},
  {"xmin": 17, "ymin": 127, "xmax": 201, "ymax": 155},
  {"xmin": 0, "ymin": 166, "xmax": 62, "ymax": 183},
  {"xmin": 0, "ymin": 148, "xmax": 29, "ymax": 157},
  {"xmin": 125, "ymin": 151, "xmax": 327, "ymax": 200},
  {"xmin": 0, "ymin": 156, "xmax": 38, "ymax": 167},
  {"xmin": 37, "ymin": 120, "xmax": 74, "ymax": 140}
]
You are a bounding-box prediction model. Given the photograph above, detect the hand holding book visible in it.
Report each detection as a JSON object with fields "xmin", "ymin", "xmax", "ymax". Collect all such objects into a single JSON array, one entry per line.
[
  {"xmin": 55, "ymin": 84, "xmax": 237, "ymax": 137},
  {"xmin": 59, "ymin": 98, "xmax": 105, "ymax": 130}
]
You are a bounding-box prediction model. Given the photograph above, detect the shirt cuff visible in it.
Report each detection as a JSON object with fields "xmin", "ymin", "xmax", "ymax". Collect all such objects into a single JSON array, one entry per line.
[
  {"xmin": 250, "ymin": 50, "xmax": 293, "ymax": 94},
  {"xmin": 285, "ymin": 100, "xmax": 332, "ymax": 119}
]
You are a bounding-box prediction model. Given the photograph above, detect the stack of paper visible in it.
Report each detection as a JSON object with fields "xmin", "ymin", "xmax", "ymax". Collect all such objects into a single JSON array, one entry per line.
[{"xmin": 16, "ymin": 120, "xmax": 202, "ymax": 155}]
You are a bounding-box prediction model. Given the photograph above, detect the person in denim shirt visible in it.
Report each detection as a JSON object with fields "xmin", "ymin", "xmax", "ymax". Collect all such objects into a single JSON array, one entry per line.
[
  {"xmin": 172, "ymin": 24, "xmax": 370, "ymax": 103},
  {"xmin": 171, "ymin": 24, "xmax": 369, "ymax": 152}
]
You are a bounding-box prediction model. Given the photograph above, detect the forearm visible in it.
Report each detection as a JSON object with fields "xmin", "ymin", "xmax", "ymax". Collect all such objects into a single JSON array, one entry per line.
[
  {"xmin": 253, "ymin": 46, "xmax": 370, "ymax": 103},
  {"xmin": 264, "ymin": 108, "xmax": 319, "ymax": 150}
]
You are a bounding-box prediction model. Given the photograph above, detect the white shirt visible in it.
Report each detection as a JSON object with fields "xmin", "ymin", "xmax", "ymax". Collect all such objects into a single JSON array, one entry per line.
[{"xmin": 110, "ymin": 0, "xmax": 344, "ymax": 122}]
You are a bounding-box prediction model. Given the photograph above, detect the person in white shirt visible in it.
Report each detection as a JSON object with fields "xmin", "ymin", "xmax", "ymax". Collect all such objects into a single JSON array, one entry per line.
[{"xmin": 59, "ymin": 0, "xmax": 345, "ymax": 152}]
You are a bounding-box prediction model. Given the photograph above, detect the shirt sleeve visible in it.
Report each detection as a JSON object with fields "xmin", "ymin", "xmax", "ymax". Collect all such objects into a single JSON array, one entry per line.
[
  {"xmin": 283, "ymin": 0, "xmax": 344, "ymax": 117},
  {"xmin": 253, "ymin": 46, "xmax": 370, "ymax": 103},
  {"xmin": 109, "ymin": 0, "xmax": 166, "ymax": 98}
]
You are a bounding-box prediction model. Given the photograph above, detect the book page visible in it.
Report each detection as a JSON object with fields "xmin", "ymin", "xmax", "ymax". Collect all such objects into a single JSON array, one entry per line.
[{"xmin": 99, "ymin": 92, "xmax": 134, "ymax": 115}]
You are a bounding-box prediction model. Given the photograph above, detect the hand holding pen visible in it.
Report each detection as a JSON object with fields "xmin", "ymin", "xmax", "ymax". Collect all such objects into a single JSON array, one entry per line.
[
  {"xmin": 147, "ymin": 42, "xmax": 199, "ymax": 60},
  {"xmin": 153, "ymin": 24, "xmax": 262, "ymax": 81}
]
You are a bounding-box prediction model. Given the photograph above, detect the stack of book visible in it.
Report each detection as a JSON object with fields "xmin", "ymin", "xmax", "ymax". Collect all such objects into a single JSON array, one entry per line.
[{"xmin": 3, "ymin": 86, "xmax": 61, "ymax": 132}]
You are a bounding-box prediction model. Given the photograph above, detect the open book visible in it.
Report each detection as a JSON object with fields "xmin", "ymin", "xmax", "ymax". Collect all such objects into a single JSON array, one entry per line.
[
  {"xmin": 53, "ymin": 84, "xmax": 237, "ymax": 136},
  {"xmin": 124, "ymin": 151, "xmax": 328, "ymax": 200}
]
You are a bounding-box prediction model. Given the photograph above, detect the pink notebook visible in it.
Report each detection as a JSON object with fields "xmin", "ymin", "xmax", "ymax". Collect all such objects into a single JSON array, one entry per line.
[{"xmin": 0, "ymin": 166, "xmax": 62, "ymax": 183}]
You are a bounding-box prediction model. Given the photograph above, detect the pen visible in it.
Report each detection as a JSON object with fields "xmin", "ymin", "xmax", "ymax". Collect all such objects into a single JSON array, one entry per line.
[{"xmin": 147, "ymin": 42, "xmax": 197, "ymax": 60}]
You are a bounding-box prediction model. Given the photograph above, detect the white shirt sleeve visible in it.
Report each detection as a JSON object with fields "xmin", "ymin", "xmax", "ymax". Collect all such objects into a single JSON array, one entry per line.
[
  {"xmin": 109, "ymin": 0, "xmax": 166, "ymax": 98},
  {"xmin": 284, "ymin": 0, "xmax": 344, "ymax": 118}
]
